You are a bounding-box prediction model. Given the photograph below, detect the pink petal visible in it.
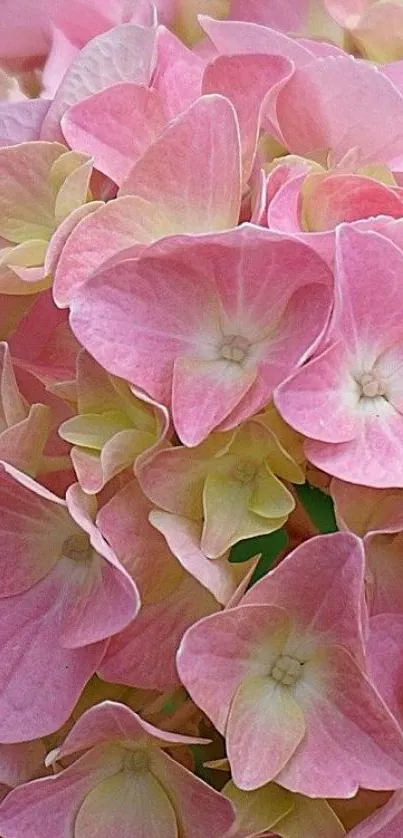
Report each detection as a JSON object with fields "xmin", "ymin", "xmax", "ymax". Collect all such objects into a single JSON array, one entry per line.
[
  {"xmin": 98, "ymin": 573, "xmax": 218, "ymax": 689},
  {"xmin": 199, "ymin": 16, "xmax": 315, "ymax": 66},
  {"xmin": 227, "ymin": 674, "xmax": 305, "ymax": 789},
  {"xmin": 137, "ymin": 442, "xmax": 213, "ymax": 519},
  {"xmin": 41, "ymin": 27, "xmax": 81, "ymax": 98},
  {"xmin": 69, "ymin": 249, "xmax": 221, "ymax": 405},
  {"xmin": 273, "ymin": 56, "xmax": 403, "ymax": 168},
  {"xmin": 151, "ymin": 749, "xmax": 236, "ymax": 838},
  {"xmin": 267, "ymin": 170, "xmax": 307, "ymax": 233},
  {"xmin": 53, "ymin": 0, "xmax": 154, "ymax": 46},
  {"xmin": 0, "ymin": 745, "xmax": 124, "ymax": 838},
  {"xmin": 228, "ymin": 0, "xmax": 309, "ymax": 29},
  {"xmin": 0, "ymin": 461, "xmax": 74, "ymax": 596},
  {"xmin": 276, "ymin": 646, "xmax": 403, "ymax": 796},
  {"xmin": 334, "ymin": 225, "xmax": 403, "ymax": 356},
  {"xmin": 331, "ymin": 478, "xmax": 403, "ymax": 536},
  {"xmin": 0, "ymin": 100, "xmax": 50, "ymax": 147},
  {"xmin": 41, "ymin": 24, "xmax": 157, "ymax": 142},
  {"xmin": 177, "ymin": 604, "xmax": 292, "ymax": 733},
  {"xmin": 365, "ymin": 530, "xmax": 403, "ymax": 615},
  {"xmin": 0, "ymin": 141, "xmax": 64, "ymax": 243},
  {"xmin": 74, "ymin": 770, "xmax": 178, "ymax": 838},
  {"xmin": 120, "ymin": 94, "xmax": 242, "ymax": 232},
  {"xmin": 367, "ymin": 614, "xmax": 403, "ymax": 726},
  {"xmin": 306, "ymin": 412, "xmax": 403, "ymax": 488},
  {"xmin": 204, "ymin": 227, "xmax": 332, "ymax": 350},
  {"xmin": 0, "ymin": 741, "xmax": 46, "ymax": 788},
  {"xmin": 243, "ymin": 532, "xmax": 367, "ymax": 663},
  {"xmin": 59, "ymin": 552, "xmax": 140, "ymax": 649},
  {"xmin": 152, "ymin": 26, "xmax": 204, "ymax": 119},
  {"xmin": 45, "ymin": 200, "xmax": 103, "ymax": 279},
  {"xmin": 62, "ymin": 83, "xmax": 166, "ymax": 185},
  {"xmin": 202, "ymin": 54, "xmax": 292, "ymax": 182},
  {"xmin": 303, "ymin": 174, "xmax": 403, "ymax": 232},
  {"xmin": 96, "ymin": 477, "xmax": 184, "ymax": 598},
  {"xmin": 63, "ymin": 483, "xmax": 140, "ymax": 643},
  {"xmin": 54, "ymin": 701, "xmax": 207, "ymax": 761},
  {"xmin": 8, "ymin": 289, "xmax": 79, "ymax": 384},
  {"xmin": 0, "ymin": 402, "xmax": 51, "ymax": 477},
  {"xmin": 150, "ymin": 510, "xmax": 247, "ymax": 604},
  {"xmin": 172, "ymin": 356, "xmax": 256, "ymax": 446},
  {"xmin": 0, "ymin": 0, "xmax": 55, "ymax": 68},
  {"xmin": 274, "ymin": 342, "xmax": 362, "ymax": 443},
  {"xmin": 69, "ymin": 226, "xmax": 332, "ymax": 442},
  {"xmin": 53, "ymin": 197, "xmax": 158, "ymax": 307},
  {"xmin": 0, "ymin": 560, "xmax": 106, "ymax": 742}
]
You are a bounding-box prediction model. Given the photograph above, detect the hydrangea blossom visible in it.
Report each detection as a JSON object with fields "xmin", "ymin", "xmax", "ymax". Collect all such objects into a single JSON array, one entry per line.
[
  {"xmin": 69, "ymin": 226, "xmax": 333, "ymax": 445},
  {"xmin": 275, "ymin": 225, "xmax": 403, "ymax": 486},
  {"xmin": 2, "ymin": 3, "xmax": 403, "ymax": 836}
]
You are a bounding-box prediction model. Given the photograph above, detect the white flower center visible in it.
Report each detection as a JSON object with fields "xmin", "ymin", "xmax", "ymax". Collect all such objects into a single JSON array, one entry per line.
[
  {"xmin": 270, "ymin": 655, "xmax": 303, "ymax": 686},
  {"xmin": 359, "ymin": 371, "xmax": 386, "ymax": 399},
  {"xmin": 220, "ymin": 335, "xmax": 250, "ymax": 364},
  {"xmin": 62, "ymin": 533, "xmax": 92, "ymax": 562}
]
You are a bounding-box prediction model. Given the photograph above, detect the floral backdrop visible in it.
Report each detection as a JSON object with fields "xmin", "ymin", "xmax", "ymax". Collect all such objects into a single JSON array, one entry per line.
[{"xmin": 0, "ymin": 1, "xmax": 403, "ymax": 835}]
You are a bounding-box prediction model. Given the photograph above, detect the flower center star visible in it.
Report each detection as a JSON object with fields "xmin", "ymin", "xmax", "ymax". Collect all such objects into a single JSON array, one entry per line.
[
  {"xmin": 122, "ymin": 749, "xmax": 150, "ymax": 775},
  {"xmin": 233, "ymin": 458, "xmax": 257, "ymax": 485},
  {"xmin": 269, "ymin": 654, "xmax": 303, "ymax": 686},
  {"xmin": 220, "ymin": 335, "xmax": 250, "ymax": 364},
  {"xmin": 62, "ymin": 533, "xmax": 93, "ymax": 562},
  {"xmin": 358, "ymin": 371, "xmax": 387, "ymax": 399}
]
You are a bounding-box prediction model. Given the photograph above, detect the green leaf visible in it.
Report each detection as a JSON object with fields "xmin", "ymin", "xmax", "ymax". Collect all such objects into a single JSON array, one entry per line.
[
  {"xmin": 296, "ymin": 483, "xmax": 338, "ymax": 533},
  {"xmin": 230, "ymin": 529, "xmax": 288, "ymax": 584}
]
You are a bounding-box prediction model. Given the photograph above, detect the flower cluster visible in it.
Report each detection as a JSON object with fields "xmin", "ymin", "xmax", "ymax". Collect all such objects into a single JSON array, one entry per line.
[{"xmin": 1, "ymin": 0, "xmax": 403, "ymax": 836}]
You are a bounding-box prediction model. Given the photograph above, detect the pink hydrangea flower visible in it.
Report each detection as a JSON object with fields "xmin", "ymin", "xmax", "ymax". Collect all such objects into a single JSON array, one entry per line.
[
  {"xmin": 177, "ymin": 533, "xmax": 403, "ymax": 796},
  {"xmin": 0, "ymin": 701, "xmax": 236, "ymax": 838},
  {"xmin": 69, "ymin": 225, "xmax": 333, "ymax": 446},
  {"xmin": 276, "ymin": 225, "xmax": 403, "ymax": 487}
]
